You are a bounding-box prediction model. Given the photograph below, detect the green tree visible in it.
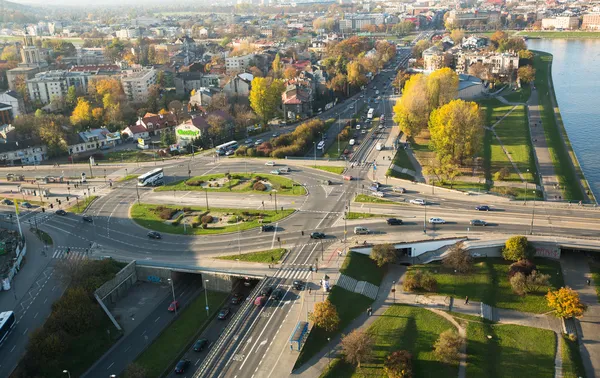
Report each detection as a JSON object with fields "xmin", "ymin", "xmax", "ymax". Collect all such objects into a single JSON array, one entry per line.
[
  {"xmin": 393, "ymin": 21, "xmax": 416, "ymax": 36},
  {"xmin": 65, "ymin": 85, "xmax": 77, "ymax": 111},
  {"xmin": 393, "ymin": 74, "xmax": 430, "ymax": 137},
  {"xmin": 450, "ymin": 29, "xmax": 465, "ymax": 44},
  {"xmin": 370, "ymin": 243, "xmax": 397, "ymax": 267},
  {"xmin": 502, "ymin": 235, "xmax": 535, "ymax": 261},
  {"xmin": 309, "ymin": 299, "xmax": 340, "ymax": 332},
  {"xmin": 518, "ymin": 66, "xmax": 536, "ymax": 84},
  {"xmin": 39, "ymin": 121, "xmax": 69, "ymax": 157},
  {"xmin": 70, "ymin": 97, "xmax": 93, "ymax": 129},
  {"xmin": 249, "ymin": 77, "xmax": 285, "ymax": 126},
  {"xmin": 428, "ymin": 99, "xmax": 483, "ymax": 165},
  {"xmin": 341, "ymin": 329, "xmax": 374, "ymax": 369},
  {"xmin": 161, "ymin": 130, "xmax": 175, "ymax": 146},
  {"xmin": 510, "ymin": 270, "xmax": 550, "ymax": 295},
  {"xmin": 0, "ymin": 46, "xmax": 19, "ymax": 62}
]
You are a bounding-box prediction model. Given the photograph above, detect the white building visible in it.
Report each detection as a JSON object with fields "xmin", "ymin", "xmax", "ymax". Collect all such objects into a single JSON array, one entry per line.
[
  {"xmin": 0, "ymin": 91, "xmax": 24, "ymax": 118},
  {"xmin": 120, "ymin": 67, "xmax": 157, "ymax": 103},
  {"xmin": 541, "ymin": 16, "xmax": 580, "ymax": 30},
  {"xmin": 116, "ymin": 28, "xmax": 141, "ymax": 39},
  {"xmin": 456, "ymin": 51, "xmax": 519, "ymax": 77},
  {"xmin": 26, "ymin": 70, "xmax": 91, "ymax": 104},
  {"xmin": 225, "ymin": 54, "xmax": 255, "ymax": 74}
]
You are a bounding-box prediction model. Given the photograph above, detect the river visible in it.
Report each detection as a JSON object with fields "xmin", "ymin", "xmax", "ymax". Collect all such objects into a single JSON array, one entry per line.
[{"xmin": 527, "ymin": 39, "xmax": 600, "ymax": 199}]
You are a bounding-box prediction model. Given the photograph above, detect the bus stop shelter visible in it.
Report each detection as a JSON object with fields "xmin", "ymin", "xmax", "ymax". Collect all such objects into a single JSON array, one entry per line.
[{"xmin": 289, "ymin": 321, "xmax": 308, "ymax": 351}]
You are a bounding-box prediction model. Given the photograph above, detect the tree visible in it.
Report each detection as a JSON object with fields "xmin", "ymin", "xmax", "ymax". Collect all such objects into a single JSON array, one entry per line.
[
  {"xmin": 403, "ymin": 270, "xmax": 437, "ymax": 292},
  {"xmin": 502, "ymin": 236, "xmax": 535, "ymax": 261},
  {"xmin": 428, "ymin": 99, "xmax": 483, "ymax": 165},
  {"xmin": 161, "ymin": 130, "xmax": 175, "ymax": 147},
  {"xmin": 39, "ymin": 121, "xmax": 69, "ymax": 157},
  {"xmin": 494, "ymin": 167, "xmax": 510, "ymax": 181},
  {"xmin": 384, "ymin": 350, "xmax": 413, "ymax": 378},
  {"xmin": 434, "ymin": 329, "xmax": 462, "ymax": 363},
  {"xmin": 370, "ymin": 243, "xmax": 397, "ymax": 267},
  {"xmin": 309, "ymin": 299, "xmax": 340, "ymax": 332},
  {"xmin": 392, "ymin": 70, "xmax": 410, "ymax": 91},
  {"xmin": 70, "ymin": 97, "xmax": 92, "ymax": 129},
  {"xmin": 347, "ymin": 60, "xmax": 367, "ymax": 90},
  {"xmin": 426, "ymin": 68, "xmax": 459, "ymax": 109},
  {"xmin": 393, "ymin": 74, "xmax": 430, "ymax": 137},
  {"xmin": 518, "ymin": 66, "xmax": 536, "ymax": 84},
  {"xmin": 0, "ymin": 46, "xmax": 19, "ymax": 62},
  {"xmin": 424, "ymin": 155, "xmax": 461, "ymax": 187},
  {"xmin": 283, "ymin": 66, "xmax": 298, "ymax": 80},
  {"xmin": 518, "ymin": 49, "xmax": 534, "ymax": 64},
  {"xmin": 468, "ymin": 62, "xmax": 489, "ymax": 80},
  {"xmin": 443, "ymin": 243, "xmax": 473, "ymax": 273},
  {"xmin": 412, "ymin": 40, "xmax": 432, "ymax": 59},
  {"xmin": 450, "ymin": 29, "xmax": 465, "ymax": 45},
  {"xmin": 249, "ymin": 77, "xmax": 285, "ymax": 126},
  {"xmin": 546, "ymin": 287, "xmax": 587, "ymax": 318},
  {"xmin": 341, "ymin": 329, "xmax": 374, "ymax": 369},
  {"xmin": 498, "ymin": 38, "xmax": 526, "ymax": 53},
  {"xmin": 206, "ymin": 114, "xmax": 228, "ymax": 141},
  {"xmin": 65, "ymin": 85, "xmax": 77, "ymax": 111},
  {"xmin": 394, "ymin": 21, "xmax": 416, "ymax": 36},
  {"xmin": 490, "ymin": 31, "xmax": 508, "ymax": 49},
  {"xmin": 272, "ymin": 53, "xmax": 281, "ymax": 77},
  {"xmin": 328, "ymin": 73, "xmax": 348, "ymax": 94},
  {"xmin": 510, "ymin": 270, "xmax": 550, "ymax": 295}
]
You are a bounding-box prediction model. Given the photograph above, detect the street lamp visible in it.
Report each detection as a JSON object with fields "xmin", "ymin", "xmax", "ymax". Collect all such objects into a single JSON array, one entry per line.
[
  {"xmin": 313, "ymin": 141, "xmax": 317, "ymax": 168},
  {"xmin": 204, "ymin": 279, "xmax": 210, "ymax": 316},
  {"xmin": 525, "ymin": 169, "xmax": 530, "ymax": 205},
  {"xmin": 273, "ymin": 189, "xmax": 278, "ymax": 213},
  {"xmin": 327, "ymin": 337, "xmax": 332, "ymax": 367},
  {"xmin": 530, "ymin": 190, "xmax": 536, "ymax": 235},
  {"xmin": 167, "ymin": 277, "xmax": 177, "ymax": 315},
  {"xmin": 63, "ymin": 370, "xmax": 71, "ymax": 378},
  {"xmin": 423, "ymin": 201, "xmax": 427, "ymax": 234},
  {"xmin": 392, "ymin": 280, "xmax": 396, "ymax": 303}
]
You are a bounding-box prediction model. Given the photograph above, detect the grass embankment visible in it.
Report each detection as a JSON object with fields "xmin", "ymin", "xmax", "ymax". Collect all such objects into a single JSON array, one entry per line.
[
  {"xmin": 135, "ymin": 291, "xmax": 228, "ymax": 377},
  {"xmin": 346, "ymin": 211, "xmax": 394, "ymax": 220},
  {"xmin": 561, "ymin": 335, "xmax": 587, "ymax": 378},
  {"xmin": 322, "ymin": 305, "xmax": 459, "ymax": 378},
  {"xmin": 466, "ymin": 321, "xmax": 556, "ymax": 378},
  {"xmin": 533, "ymin": 51, "xmax": 585, "ymax": 201},
  {"xmin": 216, "ymin": 248, "xmax": 286, "ymax": 263},
  {"xmin": 354, "ymin": 194, "xmax": 403, "ymax": 205},
  {"xmin": 589, "ymin": 260, "xmax": 600, "ymax": 303},
  {"xmin": 500, "ymin": 85, "xmax": 532, "ymax": 104},
  {"xmin": 156, "ymin": 173, "xmax": 306, "ymax": 196},
  {"xmin": 518, "ymin": 31, "xmax": 600, "ymax": 39},
  {"xmin": 119, "ymin": 174, "xmax": 139, "ymax": 182},
  {"xmin": 67, "ymin": 195, "xmax": 98, "ymax": 214},
  {"xmin": 31, "ymin": 229, "xmax": 53, "ymax": 245},
  {"xmin": 339, "ymin": 251, "xmax": 384, "ymax": 286},
  {"xmin": 408, "ymin": 257, "xmax": 564, "ymax": 314},
  {"xmin": 390, "ymin": 145, "xmax": 415, "ymax": 171},
  {"xmin": 131, "ymin": 203, "xmax": 294, "ymax": 235},
  {"xmin": 104, "ymin": 149, "xmax": 156, "ymax": 163},
  {"xmin": 312, "ymin": 166, "xmax": 345, "ymax": 175}
]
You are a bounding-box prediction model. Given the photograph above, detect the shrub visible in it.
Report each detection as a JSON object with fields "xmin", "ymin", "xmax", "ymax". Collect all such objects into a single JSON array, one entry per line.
[
  {"xmin": 156, "ymin": 206, "xmax": 177, "ymax": 220},
  {"xmin": 508, "ymin": 259, "xmax": 536, "ymax": 278},
  {"xmin": 186, "ymin": 179, "xmax": 204, "ymax": 186},
  {"xmin": 235, "ymin": 145, "xmax": 248, "ymax": 156},
  {"xmin": 421, "ymin": 273, "xmax": 438, "ymax": 291},
  {"xmin": 246, "ymin": 147, "xmax": 256, "ymax": 157},
  {"xmin": 402, "ymin": 270, "xmax": 437, "ymax": 292},
  {"xmin": 494, "ymin": 167, "xmax": 510, "ymax": 181},
  {"xmin": 201, "ymin": 223, "xmax": 208, "ymax": 229},
  {"xmin": 201, "ymin": 215, "xmax": 214, "ymax": 224},
  {"xmin": 384, "ymin": 350, "xmax": 413, "ymax": 378},
  {"xmin": 227, "ymin": 215, "xmax": 242, "ymax": 223},
  {"xmin": 443, "ymin": 243, "xmax": 473, "ymax": 273},
  {"xmin": 371, "ymin": 243, "xmax": 397, "ymax": 267},
  {"xmin": 510, "ymin": 270, "xmax": 550, "ymax": 295},
  {"xmin": 253, "ymin": 182, "xmax": 267, "ymax": 191},
  {"xmin": 182, "ymin": 207, "xmax": 192, "ymax": 213},
  {"xmin": 191, "ymin": 220, "xmax": 200, "ymax": 228},
  {"xmin": 502, "ymin": 235, "xmax": 535, "ymax": 261},
  {"xmin": 434, "ymin": 329, "xmax": 462, "ymax": 364}
]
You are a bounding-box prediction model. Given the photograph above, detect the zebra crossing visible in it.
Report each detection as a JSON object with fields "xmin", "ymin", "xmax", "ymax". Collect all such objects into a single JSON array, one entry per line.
[
  {"xmin": 275, "ymin": 265, "xmax": 313, "ymax": 281},
  {"xmin": 52, "ymin": 246, "xmax": 89, "ymax": 261}
]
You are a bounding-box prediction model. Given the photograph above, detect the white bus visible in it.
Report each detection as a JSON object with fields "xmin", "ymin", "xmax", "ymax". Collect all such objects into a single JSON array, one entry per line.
[
  {"xmin": 367, "ymin": 108, "xmax": 375, "ymax": 120},
  {"xmin": 215, "ymin": 141, "xmax": 239, "ymax": 155},
  {"xmin": 0, "ymin": 311, "xmax": 15, "ymax": 345},
  {"xmin": 317, "ymin": 141, "xmax": 325, "ymax": 150},
  {"xmin": 138, "ymin": 168, "xmax": 164, "ymax": 187}
]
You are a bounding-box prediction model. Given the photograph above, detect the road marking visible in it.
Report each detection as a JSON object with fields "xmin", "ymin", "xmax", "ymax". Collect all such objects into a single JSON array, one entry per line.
[
  {"xmin": 270, "ymin": 223, "xmax": 278, "ymax": 249},
  {"xmin": 33, "ymin": 312, "xmax": 38, "ymax": 319},
  {"xmin": 22, "ymin": 328, "xmax": 28, "ymax": 335},
  {"xmin": 255, "ymin": 339, "xmax": 267, "ymax": 353},
  {"xmin": 124, "ymin": 346, "xmax": 131, "ymax": 353},
  {"xmin": 107, "ymin": 362, "xmax": 114, "ymax": 370},
  {"xmin": 10, "ymin": 345, "xmax": 15, "ymax": 353},
  {"xmin": 155, "ymin": 316, "xmax": 161, "ymax": 322}
]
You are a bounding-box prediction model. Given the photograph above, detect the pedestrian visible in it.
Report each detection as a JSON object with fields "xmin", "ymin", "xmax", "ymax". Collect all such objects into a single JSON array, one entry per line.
[
  {"xmin": 309, "ymin": 287, "xmax": 312, "ymax": 294},
  {"xmin": 301, "ymin": 230, "xmax": 304, "ymax": 236},
  {"xmin": 587, "ymin": 279, "xmax": 591, "ymax": 286},
  {"xmin": 290, "ymin": 344, "xmax": 293, "ymax": 352},
  {"xmin": 465, "ymin": 296, "xmax": 469, "ymax": 305}
]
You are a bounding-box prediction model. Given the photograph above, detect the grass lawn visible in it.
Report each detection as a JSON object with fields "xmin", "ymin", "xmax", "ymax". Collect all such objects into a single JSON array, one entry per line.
[
  {"xmin": 489, "ymin": 186, "xmax": 544, "ymax": 200},
  {"xmin": 466, "ymin": 322, "xmax": 556, "ymax": 378},
  {"xmin": 588, "ymin": 260, "xmax": 600, "ymax": 303},
  {"xmin": 561, "ymin": 335, "xmax": 587, "ymax": 378},
  {"xmin": 31, "ymin": 229, "xmax": 53, "ymax": 245},
  {"xmin": 312, "ymin": 166, "xmax": 345, "ymax": 175},
  {"xmin": 533, "ymin": 51, "xmax": 585, "ymax": 201},
  {"xmin": 346, "ymin": 212, "xmax": 393, "ymax": 220},
  {"xmin": 408, "ymin": 257, "xmax": 564, "ymax": 314},
  {"xmin": 322, "ymin": 305, "xmax": 458, "ymax": 378},
  {"xmin": 216, "ymin": 248, "xmax": 286, "ymax": 263},
  {"xmin": 67, "ymin": 195, "xmax": 98, "ymax": 214},
  {"xmin": 518, "ymin": 31, "xmax": 600, "ymax": 39},
  {"xmin": 436, "ymin": 181, "xmax": 487, "ymax": 192},
  {"xmin": 118, "ymin": 174, "xmax": 139, "ymax": 182},
  {"xmin": 340, "ymin": 252, "xmax": 384, "ymax": 286},
  {"xmin": 104, "ymin": 149, "xmax": 156, "ymax": 163},
  {"xmin": 131, "ymin": 203, "xmax": 294, "ymax": 235},
  {"xmin": 391, "ymin": 145, "xmax": 415, "ymax": 171},
  {"xmin": 135, "ymin": 291, "xmax": 228, "ymax": 377},
  {"xmin": 155, "ymin": 173, "xmax": 306, "ymax": 196},
  {"xmin": 294, "ymin": 287, "xmax": 373, "ymax": 369},
  {"xmin": 354, "ymin": 194, "xmax": 403, "ymax": 205},
  {"xmin": 324, "ymin": 137, "xmax": 350, "ymax": 159},
  {"xmin": 387, "ymin": 168, "xmax": 415, "ymax": 181},
  {"xmin": 500, "ymin": 85, "xmax": 532, "ymax": 104}
]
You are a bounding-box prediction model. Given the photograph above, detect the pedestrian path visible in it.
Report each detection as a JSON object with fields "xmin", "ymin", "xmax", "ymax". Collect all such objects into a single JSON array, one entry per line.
[{"xmin": 52, "ymin": 246, "xmax": 90, "ymax": 260}]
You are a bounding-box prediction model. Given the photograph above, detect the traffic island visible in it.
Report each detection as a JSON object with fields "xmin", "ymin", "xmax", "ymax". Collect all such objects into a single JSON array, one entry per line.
[
  {"xmin": 216, "ymin": 248, "xmax": 286, "ymax": 263},
  {"xmin": 130, "ymin": 203, "xmax": 294, "ymax": 235}
]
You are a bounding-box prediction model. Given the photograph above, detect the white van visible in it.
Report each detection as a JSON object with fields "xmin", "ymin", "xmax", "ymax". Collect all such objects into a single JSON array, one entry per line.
[
  {"xmin": 354, "ymin": 226, "xmax": 370, "ymax": 235},
  {"xmin": 349, "ymin": 139, "xmax": 356, "ymax": 146},
  {"xmin": 376, "ymin": 143, "xmax": 383, "ymax": 151},
  {"xmin": 356, "ymin": 124, "xmax": 361, "ymax": 130}
]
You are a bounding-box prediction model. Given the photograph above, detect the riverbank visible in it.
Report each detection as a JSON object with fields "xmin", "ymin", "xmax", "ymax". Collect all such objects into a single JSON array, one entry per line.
[
  {"xmin": 518, "ymin": 31, "xmax": 600, "ymax": 39},
  {"xmin": 532, "ymin": 51, "xmax": 594, "ymax": 202}
]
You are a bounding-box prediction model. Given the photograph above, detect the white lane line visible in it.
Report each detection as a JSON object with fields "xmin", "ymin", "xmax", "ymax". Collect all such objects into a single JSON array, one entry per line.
[
  {"xmin": 270, "ymin": 223, "xmax": 278, "ymax": 249},
  {"xmin": 314, "ymin": 211, "xmax": 330, "ymax": 230},
  {"xmin": 107, "ymin": 362, "xmax": 114, "ymax": 370}
]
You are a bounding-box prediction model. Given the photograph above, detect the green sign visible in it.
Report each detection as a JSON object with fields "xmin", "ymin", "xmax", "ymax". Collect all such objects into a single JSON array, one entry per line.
[{"xmin": 177, "ymin": 129, "xmax": 200, "ymax": 136}]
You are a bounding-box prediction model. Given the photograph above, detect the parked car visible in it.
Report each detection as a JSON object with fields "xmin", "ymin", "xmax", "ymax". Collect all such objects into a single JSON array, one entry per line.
[
  {"xmin": 217, "ymin": 307, "xmax": 231, "ymax": 320},
  {"xmin": 270, "ymin": 169, "xmax": 280, "ymax": 175},
  {"xmin": 174, "ymin": 359, "xmax": 190, "ymax": 374},
  {"xmin": 168, "ymin": 300, "xmax": 179, "ymax": 312},
  {"xmin": 193, "ymin": 338, "xmax": 209, "ymax": 352},
  {"xmin": 261, "ymin": 224, "xmax": 275, "ymax": 232},
  {"xmin": 428, "ymin": 217, "xmax": 446, "ymax": 224},
  {"xmin": 3, "ymin": 198, "xmax": 15, "ymax": 205},
  {"xmin": 293, "ymin": 280, "xmax": 305, "ymax": 290},
  {"xmin": 56, "ymin": 209, "xmax": 67, "ymax": 216},
  {"xmin": 470, "ymin": 219, "xmax": 487, "ymax": 226},
  {"xmin": 310, "ymin": 232, "xmax": 326, "ymax": 239},
  {"xmin": 231, "ymin": 292, "xmax": 244, "ymax": 304},
  {"xmin": 147, "ymin": 231, "xmax": 162, "ymax": 239},
  {"xmin": 83, "ymin": 215, "xmax": 93, "ymax": 223},
  {"xmin": 254, "ymin": 139, "xmax": 264, "ymax": 146},
  {"xmin": 20, "ymin": 202, "xmax": 32, "ymax": 208},
  {"xmin": 265, "ymin": 161, "xmax": 276, "ymax": 166},
  {"xmin": 475, "ymin": 205, "xmax": 490, "ymax": 211},
  {"xmin": 392, "ymin": 187, "xmax": 406, "ymax": 193},
  {"xmin": 409, "ymin": 199, "xmax": 426, "ymax": 205},
  {"xmin": 386, "ymin": 218, "xmax": 403, "ymax": 225}
]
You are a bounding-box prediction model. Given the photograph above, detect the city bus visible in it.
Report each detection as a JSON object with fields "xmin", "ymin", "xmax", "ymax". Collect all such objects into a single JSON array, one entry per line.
[
  {"xmin": 0, "ymin": 311, "xmax": 15, "ymax": 346},
  {"xmin": 317, "ymin": 141, "xmax": 325, "ymax": 150},
  {"xmin": 215, "ymin": 141, "xmax": 239, "ymax": 155},
  {"xmin": 137, "ymin": 168, "xmax": 164, "ymax": 187},
  {"xmin": 367, "ymin": 108, "xmax": 375, "ymax": 120}
]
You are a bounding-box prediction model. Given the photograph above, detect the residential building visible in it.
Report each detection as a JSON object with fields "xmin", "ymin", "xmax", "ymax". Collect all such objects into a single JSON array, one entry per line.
[
  {"xmin": 225, "ymin": 54, "xmax": 255, "ymax": 74},
  {"xmin": 122, "ymin": 124, "xmax": 149, "ymax": 140},
  {"xmin": 456, "ymin": 51, "xmax": 519, "ymax": 77},
  {"xmin": 423, "ymin": 45, "xmax": 445, "ymax": 71},
  {"xmin": 582, "ymin": 13, "xmax": 600, "ymax": 30},
  {"xmin": 175, "ymin": 122, "xmax": 202, "ymax": 147},
  {"xmin": 76, "ymin": 47, "xmax": 111, "ymax": 65},
  {"xmin": 174, "ymin": 72, "xmax": 220, "ymax": 96},
  {"xmin": 70, "ymin": 127, "xmax": 121, "ymax": 155},
  {"xmin": 222, "ymin": 72, "xmax": 253, "ymax": 100},
  {"xmin": 282, "ymin": 84, "xmax": 313, "ymax": 121},
  {"xmin": 462, "ymin": 36, "xmax": 488, "ymax": 49},
  {"xmin": 121, "ymin": 67, "xmax": 157, "ymax": 103},
  {"xmin": 541, "ymin": 16, "xmax": 580, "ymax": 30},
  {"xmin": 445, "ymin": 10, "xmax": 501, "ymax": 28},
  {"xmin": 188, "ymin": 87, "xmax": 218, "ymax": 109},
  {"xmin": 175, "ymin": 110, "xmax": 234, "ymax": 146},
  {"xmin": 338, "ymin": 14, "xmax": 386, "ymax": 32},
  {"xmin": 0, "ymin": 91, "xmax": 24, "ymax": 118},
  {"xmin": 26, "ymin": 70, "xmax": 91, "ymax": 104},
  {"xmin": 0, "ymin": 126, "xmax": 47, "ymax": 165},
  {"xmin": 136, "ymin": 112, "xmax": 177, "ymax": 136},
  {"xmin": 116, "ymin": 28, "xmax": 140, "ymax": 39},
  {"xmin": 68, "ymin": 64, "xmax": 121, "ymax": 77}
]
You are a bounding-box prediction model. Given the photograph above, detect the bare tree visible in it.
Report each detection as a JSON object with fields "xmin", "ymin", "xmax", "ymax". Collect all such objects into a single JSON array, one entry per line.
[
  {"xmin": 341, "ymin": 329, "xmax": 374, "ymax": 369},
  {"xmin": 442, "ymin": 243, "xmax": 473, "ymax": 273}
]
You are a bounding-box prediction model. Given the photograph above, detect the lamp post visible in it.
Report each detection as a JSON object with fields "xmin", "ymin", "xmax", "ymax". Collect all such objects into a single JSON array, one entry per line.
[
  {"xmin": 392, "ymin": 280, "xmax": 396, "ymax": 303},
  {"xmin": 204, "ymin": 279, "xmax": 210, "ymax": 316},
  {"xmin": 167, "ymin": 277, "xmax": 177, "ymax": 315},
  {"xmin": 327, "ymin": 337, "xmax": 332, "ymax": 367},
  {"xmin": 273, "ymin": 189, "xmax": 278, "ymax": 213},
  {"xmin": 423, "ymin": 201, "xmax": 427, "ymax": 234},
  {"xmin": 104, "ymin": 168, "xmax": 107, "ymax": 184},
  {"xmin": 530, "ymin": 190, "xmax": 536, "ymax": 235},
  {"xmin": 205, "ymin": 188, "xmax": 209, "ymax": 210},
  {"xmin": 525, "ymin": 169, "xmax": 530, "ymax": 206},
  {"xmin": 135, "ymin": 183, "xmax": 140, "ymax": 204},
  {"xmin": 63, "ymin": 370, "xmax": 71, "ymax": 378},
  {"xmin": 313, "ymin": 141, "xmax": 317, "ymax": 168}
]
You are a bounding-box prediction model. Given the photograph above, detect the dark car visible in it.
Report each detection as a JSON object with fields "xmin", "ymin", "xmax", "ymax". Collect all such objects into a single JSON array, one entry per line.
[
  {"xmin": 193, "ymin": 338, "xmax": 209, "ymax": 352},
  {"xmin": 55, "ymin": 209, "xmax": 67, "ymax": 216},
  {"xmin": 21, "ymin": 202, "xmax": 32, "ymax": 208},
  {"xmin": 174, "ymin": 359, "xmax": 190, "ymax": 374},
  {"xmin": 271, "ymin": 288, "xmax": 285, "ymax": 301},
  {"xmin": 386, "ymin": 218, "xmax": 403, "ymax": 225},
  {"xmin": 293, "ymin": 280, "xmax": 305, "ymax": 290},
  {"xmin": 147, "ymin": 231, "xmax": 162, "ymax": 239},
  {"xmin": 2, "ymin": 199, "xmax": 13, "ymax": 205},
  {"xmin": 470, "ymin": 219, "xmax": 487, "ymax": 226},
  {"xmin": 310, "ymin": 232, "xmax": 326, "ymax": 239},
  {"xmin": 217, "ymin": 307, "xmax": 231, "ymax": 320},
  {"xmin": 83, "ymin": 215, "xmax": 93, "ymax": 223},
  {"xmin": 261, "ymin": 286, "xmax": 274, "ymax": 297},
  {"xmin": 261, "ymin": 224, "xmax": 275, "ymax": 232},
  {"xmin": 475, "ymin": 205, "xmax": 490, "ymax": 211},
  {"xmin": 231, "ymin": 292, "xmax": 244, "ymax": 304}
]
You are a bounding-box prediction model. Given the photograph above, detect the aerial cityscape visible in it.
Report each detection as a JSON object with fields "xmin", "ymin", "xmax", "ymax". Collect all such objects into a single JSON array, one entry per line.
[{"xmin": 0, "ymin": 0, "xmax": 599, "ymax": 377}]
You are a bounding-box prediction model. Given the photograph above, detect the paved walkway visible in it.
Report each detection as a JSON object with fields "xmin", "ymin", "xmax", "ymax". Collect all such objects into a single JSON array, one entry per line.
[{"xmin": 561, "ymin": 252, "xmax": 600, "ymax": 378}]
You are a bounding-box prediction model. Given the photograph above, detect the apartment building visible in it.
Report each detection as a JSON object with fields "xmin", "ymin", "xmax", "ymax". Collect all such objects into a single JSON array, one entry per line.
[
  {"xmin": 446, "ymin": 10, "xmax": 501, "ymax": 28},
  {"xmin": 120, "ymin": 67, "xmax": 157, "ymax": 103},
  {"xmin": 456, "ymin": 51, "xmax": 519, "ymax": 76},
  {"xmin": 26, "ymin": 70, "xmax": 91, "ymax": 104},
  {"xmin": 582, "ymin": 13, "xmax": 600, "ymax": 30},
  {"xmin": 541, "ymin": 16, "xmax": 580, "ymax": 30},
  {"xmin": 338, "ymin": 14, "xmax": 385, "ymax": 32},
  {"xmin": 225, "ymin": 54, "xmax": 255, "ymax": 74}
]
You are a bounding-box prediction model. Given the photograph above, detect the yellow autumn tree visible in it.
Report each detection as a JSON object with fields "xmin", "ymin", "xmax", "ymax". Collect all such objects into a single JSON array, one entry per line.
[
  {"xmin": 546, "ymin": 287, "xmax": 587, "ymax": 318},
  {"xmin": 393, "ymin": 74, "xmax": 430, "ymax": 137},
  {"xmin": 426, "ymin": 67, "xmax": 459, "ymax": 109},
  {"xmin": 309, "ymin": 299, "xmax": 340, "ymax": 332},
  {"xmin": 249, "ymin": 77, "xmax": 285, "ymax": 126},
  {"xmin": 70, "ymin": 97, "xmax": 92, "ymax": 129}
]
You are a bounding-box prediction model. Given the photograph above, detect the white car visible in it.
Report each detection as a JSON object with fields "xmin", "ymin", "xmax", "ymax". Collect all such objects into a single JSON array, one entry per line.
[
  {"xmin": 373, "ymin": 191, "xmax": 385, "ymax": 198},
  {"xmin": 270, "ymin": 169, "xmax": 280, "ymax": 175},
  {"xmin": 265, "ymin": 161, "xmax": 276, "ymax": 166},
  {"xmin": 429, "ymin": 217, "xmax": 446, "ymax": 224},
  {"xmin": 409, "ymin": 198, "xmax": 426, "ymax": 205},
  {"xmin": 392, "ymin": 187, "xmax": 406, "ymax": 193}
]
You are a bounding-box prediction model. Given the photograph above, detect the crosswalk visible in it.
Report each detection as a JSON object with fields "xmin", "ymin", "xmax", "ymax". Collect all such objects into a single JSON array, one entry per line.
[
  {"xmin": 52, "ymin": 246, "xmax": 89, "ymax": 261},
  {"xmin": 275, "ymin": 266, "xmax": 314, "ymax": 281}
]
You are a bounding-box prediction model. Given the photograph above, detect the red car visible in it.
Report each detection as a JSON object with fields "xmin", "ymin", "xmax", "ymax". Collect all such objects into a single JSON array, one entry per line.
[{"xmin": 168, "ymin": 300, "xmax": 179, "ymax": 312}]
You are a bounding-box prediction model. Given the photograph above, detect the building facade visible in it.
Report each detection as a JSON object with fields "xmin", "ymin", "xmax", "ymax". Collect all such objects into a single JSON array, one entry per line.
[
  {"xmin": 456, "ymin": 51, "xmax": 519, "ymax": 77},
  {"xmin": 225, "ymin": 54, "xmax": 255, "ymax": 74},
  {"xmin": 541, "ymin": 16, "xmax": 580, "ymax": 30},
  {"xmin": 121, "ymin": 67, "xmax": 157, "ymax": 103},
  {"xmin": 582, "ymin": 13, "xmax": 600, "ymax": 30},
  {"xmin": 26, "ymin": 70, "xmax": 91, "ymax": 104}
]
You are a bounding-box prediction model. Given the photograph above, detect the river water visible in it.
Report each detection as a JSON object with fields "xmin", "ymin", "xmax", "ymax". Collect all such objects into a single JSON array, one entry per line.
[{"xmin": 527, "ymin": 39, "xmax": 600, "ymax": 198}]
